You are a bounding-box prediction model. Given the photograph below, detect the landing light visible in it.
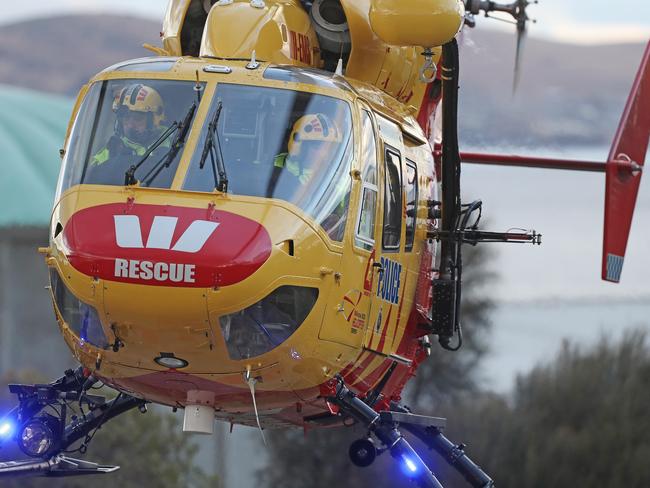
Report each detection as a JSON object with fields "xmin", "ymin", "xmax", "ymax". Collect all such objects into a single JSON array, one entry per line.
[
  {"xmin": 0, "ymin": 420, "xmax": 15, "ymax": 438},
  {"xmin": 155, "ymin": 354, "xmax": 189, "ymax": 369},
  {"xmin": 19, "ymin": 416, "xmax": 60, "ymax": 458},
  {"xmin": 402, "ymin": 454, "xmax": 418, "ymax": 473}
]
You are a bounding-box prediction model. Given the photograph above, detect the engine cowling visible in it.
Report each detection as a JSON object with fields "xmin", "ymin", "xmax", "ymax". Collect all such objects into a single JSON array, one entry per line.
[
  {"xmin": 369, "ymin": 0, "xmax": 465, "ymax": 48},
  {"xmin": 162, "ymin": 0, "xmax": 322, "ymax": 67}
]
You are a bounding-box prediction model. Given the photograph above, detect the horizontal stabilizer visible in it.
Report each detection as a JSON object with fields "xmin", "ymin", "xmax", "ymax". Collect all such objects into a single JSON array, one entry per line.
[{"xmin": 602, "ymin": 41, "xmax": 650, "ymax": 283}]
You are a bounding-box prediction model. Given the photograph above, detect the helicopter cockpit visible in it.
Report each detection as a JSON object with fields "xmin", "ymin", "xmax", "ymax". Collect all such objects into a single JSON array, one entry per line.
[
  {"xmin": 56, "ymin": 62, "xmax": 354, "ymax": 242},
  {"xmin": 183, "ymin": 77, "xmax": 353, "ymax": 241},
  {"xmin": 58, "ymin": 77, "xmax": 201, "ymax": 191}
]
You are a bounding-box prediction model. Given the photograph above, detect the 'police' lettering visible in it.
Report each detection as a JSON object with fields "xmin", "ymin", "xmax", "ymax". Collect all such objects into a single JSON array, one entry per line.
[
  {"xmin": 114, "ymin": 258, "xmax": 196, "ymax": 284},
  {"xmin": 376, "ymin": 257, "xmax": 402, "ymax": 305}
]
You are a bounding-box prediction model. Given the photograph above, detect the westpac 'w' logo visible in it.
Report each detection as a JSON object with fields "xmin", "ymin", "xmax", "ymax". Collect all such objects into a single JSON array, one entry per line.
[{"xmin": 114, "ymin": 216, "xmax": 219, "ymax": 253}]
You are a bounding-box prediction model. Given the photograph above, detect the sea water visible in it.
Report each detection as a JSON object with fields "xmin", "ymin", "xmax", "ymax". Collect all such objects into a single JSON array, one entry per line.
[{"xmin": 481, "ymin": 298, "xmax": 650, "ymax": 392}]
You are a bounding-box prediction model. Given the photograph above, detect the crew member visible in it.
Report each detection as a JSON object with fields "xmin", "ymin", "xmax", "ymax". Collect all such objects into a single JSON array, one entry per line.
[
  {"xmin": 273, "ymin": 113, "xmax": 341, "ymax": 184},
  {"xmin": 273, "ymin": 113, "xmax": 350, "ymax": 240},
  {"xmin": 91, "ymin": 84, "xmax": 167, "ymax": 167}
]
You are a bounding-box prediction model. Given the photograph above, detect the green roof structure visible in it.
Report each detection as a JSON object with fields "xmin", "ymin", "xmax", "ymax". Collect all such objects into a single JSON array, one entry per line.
[{"xmin": 0, "ymin": 84, "xmax": 73, "ymax": 227}]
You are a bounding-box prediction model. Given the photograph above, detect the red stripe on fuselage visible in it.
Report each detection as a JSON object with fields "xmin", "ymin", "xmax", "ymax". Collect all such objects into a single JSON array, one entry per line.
[
  {"xmin": 375, "ymin": 306, "xmax": 392, "ymax": 353},
  {"xmin": 343, "ymin": 306, "xmax": 393, "ymax": 390},
  {"xmin": 390, "ymin": 283, "xmax": 408, "ymax": 350}
]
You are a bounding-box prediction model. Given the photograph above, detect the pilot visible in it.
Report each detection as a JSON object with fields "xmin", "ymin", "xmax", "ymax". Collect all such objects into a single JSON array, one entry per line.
[
  {"xmin": 91, "ymin": 84, "xmax": 167, "ymax": 167},
  {"xmin": 273, "ymin": 113, "xmax": 341, "ymax": 185},
  {"xmin": 272, "ymin": 113, "xmax": 349, "ymax": 240}
]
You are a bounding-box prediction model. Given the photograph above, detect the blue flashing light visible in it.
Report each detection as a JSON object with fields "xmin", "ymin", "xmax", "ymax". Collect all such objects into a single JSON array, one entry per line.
[
  {"xmin": 403, "ymin": 454, "xmax": 418, "ymax": 473},
  {"xmin": 0, "ymin": 420, "xmax": 15, "ymax": 439}
]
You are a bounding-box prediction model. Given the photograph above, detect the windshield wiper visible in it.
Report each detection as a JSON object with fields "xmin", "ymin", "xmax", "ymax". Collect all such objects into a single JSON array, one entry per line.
[
  {"xmin": 197, "ymin": 100, "xmax": 228, "ymax": 193},
  {"xmin": 140, "ymin": 103, "xmax": 197, "ymax": 187},
  {"xmin": 124, "ymin": 102, "xmax": 197, "ymax": 186}
]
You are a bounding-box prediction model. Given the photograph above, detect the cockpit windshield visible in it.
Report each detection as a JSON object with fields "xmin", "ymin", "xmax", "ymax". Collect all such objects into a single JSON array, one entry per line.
[
  {"xmin": 57, "ymin": 79, "xmax": 202, "ymax": 194},
  {"xmin": 183, "ymin": 84, "xmax": 353, "ymax": 241}
]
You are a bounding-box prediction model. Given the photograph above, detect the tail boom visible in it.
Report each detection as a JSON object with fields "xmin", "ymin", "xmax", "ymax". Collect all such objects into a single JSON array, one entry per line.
[{"xmin": 457, "ymin": 41, "xmax": 650, "ymax": 284}]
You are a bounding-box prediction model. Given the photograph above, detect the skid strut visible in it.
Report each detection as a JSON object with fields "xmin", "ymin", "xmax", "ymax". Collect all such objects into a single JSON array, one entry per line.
[
  {"xmin": 0, "ymin": 367, "xmax": 145, "ymax": 478},
  {"xmin": 0, "ymin": 456, "xmax": 120, "ymax": 478},
  {"xmin": 328, "ymin": 377, "xmax": 493, "ymax": 488},
  {"xmin": 391, "ymin": 406, "xmax": 494, "ymax": 488}
]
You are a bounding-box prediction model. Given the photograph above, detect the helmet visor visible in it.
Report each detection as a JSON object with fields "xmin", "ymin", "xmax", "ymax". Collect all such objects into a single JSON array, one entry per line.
[{"xmin": 119, "ymin": 109, "xmax": 151, "ymax": 144}]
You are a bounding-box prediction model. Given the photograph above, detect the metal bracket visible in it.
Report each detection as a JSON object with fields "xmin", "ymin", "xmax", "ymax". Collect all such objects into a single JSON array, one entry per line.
[
  {"xmin": 420, "ymin": 48, "xmax": 438, "ymax": 83},
  {"xmin": 615, "ymin": 153, "xmax": 643, "ymax": 174},
  {"xmin": 379, "ymin": 411, "xmax": 447, "ymax": 429},
  {"xmin": 2, "ymin": 368, "xmax": 144, "ymax": 470}
]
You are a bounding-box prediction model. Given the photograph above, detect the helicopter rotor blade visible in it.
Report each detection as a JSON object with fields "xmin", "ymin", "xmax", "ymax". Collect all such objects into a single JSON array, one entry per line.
[
  {"xmin": 513, "ymin": 3, "xmax": 527, "ymax": 93},
  {"xmin": 466, "ymin": 0, "xmax": 537, "ymax": 92}
]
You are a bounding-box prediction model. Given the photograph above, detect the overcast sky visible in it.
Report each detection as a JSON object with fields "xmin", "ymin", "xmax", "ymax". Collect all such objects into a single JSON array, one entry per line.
[{"xmin": 0, "ymin": 0, "xmax": 648, "ymax": 44}]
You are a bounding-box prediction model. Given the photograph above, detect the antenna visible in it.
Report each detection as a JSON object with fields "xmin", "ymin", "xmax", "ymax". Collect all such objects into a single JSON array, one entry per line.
[
  {"xmin": 335, "ymin": 58, "xmax": 344, "ymax": 76},
  {"xmin": 194, "ymin": 70, "xmax": 203, "ymax": 104},
  {"xmin": 244, "ymin": 367, "xmax": 267, "ymax": 446},
  {"xmin": 334, "ymin": 42, "xmax": 344, "ymax": 76},
  {"xmin": 246, "ymin": 50, "xmax": 261, "ymax": 70}
]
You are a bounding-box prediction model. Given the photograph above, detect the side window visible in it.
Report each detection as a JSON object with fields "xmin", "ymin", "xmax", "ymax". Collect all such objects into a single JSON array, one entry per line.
[
  {"xmin": 405, "ymin": 160, "xmax": 418, "ymax": 252},
  {"xmin": 355, "ymin": 111, "xmax": 378, "ymax": 251},
  {"xmin": 383, "ymin": 149, "xmax": 402, "ymax": 250},
  {"xmin": 57, "ymin": 82, "xmax": 103, "ymax": 198},
  {"xmin": 58, "ymin": 79, "xmax": 204, "ymax": 193}
]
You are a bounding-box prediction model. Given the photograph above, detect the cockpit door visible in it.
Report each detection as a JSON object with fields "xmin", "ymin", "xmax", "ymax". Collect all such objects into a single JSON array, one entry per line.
[
  {"xmin": 362, "ymin": 116, "xmax": 407, "ymax": 358},
  {"xmin": 317, "ymin": 107, "xmax": 377, "ymax": 350}
]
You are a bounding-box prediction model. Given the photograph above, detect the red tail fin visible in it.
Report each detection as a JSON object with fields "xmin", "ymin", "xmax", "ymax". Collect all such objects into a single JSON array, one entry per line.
[{"xmin": 602, "ymin": 41, "xmax": 650, "ymax": 282}]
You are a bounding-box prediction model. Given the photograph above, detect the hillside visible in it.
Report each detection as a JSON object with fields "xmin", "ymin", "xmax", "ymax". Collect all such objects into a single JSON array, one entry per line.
[
  {"xmin": 0, "ymin": 14, "xmax": 645, "ymax": 146},
  {"xmin": 458, "ymin": 29, "xmax": 646, "ymax": 147},
  {"xmin": 0, "ymin": 15, "xmax": 160, "ymax": 96}
]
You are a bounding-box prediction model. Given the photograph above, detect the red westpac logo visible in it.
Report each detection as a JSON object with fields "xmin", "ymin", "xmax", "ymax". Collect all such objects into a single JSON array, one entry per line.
[{"xmin": 62, "ymin": 203, "xmax": 272, "ymax": 287}]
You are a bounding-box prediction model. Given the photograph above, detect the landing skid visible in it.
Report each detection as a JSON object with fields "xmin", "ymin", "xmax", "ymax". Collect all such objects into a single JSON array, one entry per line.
[
  {"xmin": 0, "ymin": 456, "xmax": 119, "ymax": 478},
  {"xmin": 1, "ymin": 369, "xmax": 493, "ymax": 485},
  {"xmin": 327, "ymin": 376, "xmax": 494, "ymax": 488},
  {"xmin": 0, "ymin": 367, "xmax": 144, "ymax": 478}
]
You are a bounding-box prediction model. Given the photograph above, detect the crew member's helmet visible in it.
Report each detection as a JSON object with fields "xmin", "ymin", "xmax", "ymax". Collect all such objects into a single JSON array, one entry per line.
[
  {"xmin": 288, "ymin": 113, "xmax": 341, "ymax": 157},
  {"xmin": 113, "ymin": 84, "xmax": 165, "ymax": 143}
]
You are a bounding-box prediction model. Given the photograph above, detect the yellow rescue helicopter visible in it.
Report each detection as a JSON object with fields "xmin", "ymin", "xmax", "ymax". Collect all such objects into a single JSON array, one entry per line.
[{"xmin": 1, "ymin": 1, "xmax": 648, "ymax": 486}]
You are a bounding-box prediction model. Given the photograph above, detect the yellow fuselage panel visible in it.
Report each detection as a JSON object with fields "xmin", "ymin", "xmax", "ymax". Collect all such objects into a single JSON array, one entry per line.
[
  {"xmin": 341, "ymin": 0, "xmax": 443, "ymax": 112},
  {"xmin": 162, "ymin": 0, "xmax": 444, "ymax": 114},
  {"xmin": 369, "ymin": 0, "xmax": 465, "ymax": 48},
  {"xmin": 162, "ymin": 0, "xmax": 192, "ymax": 55},
  {"xmin": 51, "ymin": 185, "xmax": 343, "ymax": 385},
  {"xmin": 201, "ymin": 0, "xmax": 321, "ymax": 66}
]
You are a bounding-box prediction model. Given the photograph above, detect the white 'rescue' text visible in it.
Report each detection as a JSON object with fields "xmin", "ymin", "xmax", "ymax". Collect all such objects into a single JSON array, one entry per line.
[{"xmin": 114, "ymin": 259, "xmax": 196, "ymax": 283}]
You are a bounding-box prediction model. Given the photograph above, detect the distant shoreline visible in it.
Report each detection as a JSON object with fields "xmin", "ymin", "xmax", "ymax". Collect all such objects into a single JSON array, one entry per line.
[{"xmin": 494, "ymin": 295, "xmax": 650, "ymax": 306}]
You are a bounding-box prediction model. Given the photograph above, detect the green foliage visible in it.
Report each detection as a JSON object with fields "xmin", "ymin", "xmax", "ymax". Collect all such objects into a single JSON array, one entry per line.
[
  {"xmin": 0, "ymin": 374, "xmax": 220, "ymax": 488},
  {"xmin": 261, "ymin": 426, "xmax": 408, "ymax": 488},
  {"xmin": 443, "ymin": 329, "xmax": 650, "ymax": 488},
  {"xmin": 405, "ymin": 246, "xmax": 496, "ymax": 410}
]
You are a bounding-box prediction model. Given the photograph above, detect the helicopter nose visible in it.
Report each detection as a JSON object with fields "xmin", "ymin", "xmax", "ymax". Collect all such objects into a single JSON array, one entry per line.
[
  {"xmin": 53, "ymin": 196, "xmax": 336, "ymax": 379},
  {"xmin": 62, "ymin": 202, "xmax": 272, "ymax": 287}
]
